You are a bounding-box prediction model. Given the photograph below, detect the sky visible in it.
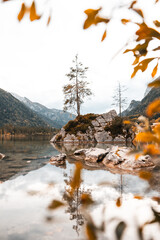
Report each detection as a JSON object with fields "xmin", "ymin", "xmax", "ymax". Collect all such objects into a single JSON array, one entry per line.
[{"xmin": 0, "ymin": 0, "xmax": 159, "ymax": 114}]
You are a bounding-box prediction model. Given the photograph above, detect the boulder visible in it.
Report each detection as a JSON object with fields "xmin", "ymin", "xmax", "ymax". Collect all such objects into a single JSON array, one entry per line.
[
  {"xmin": 49, "ymin": 153, "xmax": 66, "ymax": 166},
  {"xmin": 94, "ymin": 131, "xmax": 112, "ymax": 142},
  {"xmin": 0, "ymin": 153, "xmax": 5, "ymax": 160},
  {"xmin": 74, "ymin": 148, "xmax": 109, "ymax": 163}
]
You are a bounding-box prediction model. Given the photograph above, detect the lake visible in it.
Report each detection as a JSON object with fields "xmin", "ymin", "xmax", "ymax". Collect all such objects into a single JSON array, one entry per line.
[{"xmin": 0, "ymin": 139, "xmax": 160, "ymax": 240}]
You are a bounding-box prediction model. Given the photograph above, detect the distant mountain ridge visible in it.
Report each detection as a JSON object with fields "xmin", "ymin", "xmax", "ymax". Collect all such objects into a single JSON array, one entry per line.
[
  {"xmin": 0, "ymin": 88, "xmax": 49, "ymax": 128},
  {"xmin": 123, "ymin": 87, "xmax": 160, "ymax": 117},
  {"xmin": 11, "ymin": 93, "xmax": 75, "ymax": 128}
]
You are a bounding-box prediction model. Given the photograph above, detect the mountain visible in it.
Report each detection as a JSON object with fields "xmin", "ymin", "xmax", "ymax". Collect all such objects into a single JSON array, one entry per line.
[
  {"xmin": 0, "ymin": 88, "xmax": 49, "ymax": 127},
  {"xmin": 12, "ymin": 93, "xmax": 76, "ymax": 129},
  {"xmin": 122, "ymin": 100, "xmax": 140, "ymax": 116},
  {"xmin": 125, "ymin": 87, "xmax": 160, "ymax": 117}
]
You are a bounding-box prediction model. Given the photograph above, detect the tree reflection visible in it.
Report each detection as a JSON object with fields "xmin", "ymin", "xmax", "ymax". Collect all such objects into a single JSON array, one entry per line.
[{"xmin": 63, "ymin": 172, "xmax": 91, "ymax": 235}]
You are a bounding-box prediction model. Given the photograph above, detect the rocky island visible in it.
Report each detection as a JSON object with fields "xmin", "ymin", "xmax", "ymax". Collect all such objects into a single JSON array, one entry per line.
[{"xmin": 50, "ymin": 110, "xmax": 133, "ymax": 144}]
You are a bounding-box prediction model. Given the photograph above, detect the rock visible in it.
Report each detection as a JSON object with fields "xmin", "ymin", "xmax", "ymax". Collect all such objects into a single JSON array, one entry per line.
[
  {"xmin": 91, "ymin": 120, "xmax": 100, "ymax": 127},
  {"xmin": 102, "ymin": 110, "xmax": 117, "ymax": 122},
  {"xmin": 0, "ymin": 153, "xmax": 5, "ymax": 160},
  {"xmin": 74, "ymin": 148, "xmax": 109, "ymax": 163},
  {"xmin": 102, "ymin": 146, "xmax": 154, "ymax": 169},
  {"xmin": 114, "ymin": 135, "xmax": 125, "ymax": 142},
  {"xmin": 94, "ymin": 131, "xmax": 112, "ymax": 142},
  {"xmin": 74, "ymin": 146, "xmax": 154, "ymax": 170},
  {"xmin": 49, "ymin": 154, "xmax": 66, "ymax": 166}
]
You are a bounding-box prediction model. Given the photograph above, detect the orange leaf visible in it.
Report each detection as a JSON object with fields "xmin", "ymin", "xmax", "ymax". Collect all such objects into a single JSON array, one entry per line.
[
  {"xmin": 154, "ymin": 20, "xmax": 160, "ymax": 27},
  {"xmin": 30, "ymin": 1, "xmax": 41, "ymax": 22},
  {"xmin": 151, "ymin": 63, "xmax": 158, "ymax": 78},
  {"xmin": 116, "ymin": 197, "xmax": 122, "ymax": 207},
  {"xmin": 81, "ymin": 193, "xmax": 94, "ymax": 205},
  {"xmin": 121, "ymin": 19, "xmax": 131, "ymax": 25},
  {"xmin": 143, "ymin": 144, "xmax": 160, "ymax": 155},
  {"xmin": 153, "ymin": 46, "xmax": 160, "ymax": 51},
  {"xmin": 131, "ymin": 58, "xmax": 154, "ymax": 78},
  {"xmin": 139, "ymin": 171, "xmax": 152, "ymax": 181},
  {"xmin": 136, "ymin": 22, "xmax": 160, "ymax": 41},
  {"xmin": 132, "ymin": 8, "xmax": 144, "ymax": 18},
  {"xmin": 123, "ymin": 120, "xmax": 131, "ymax": 124},
  {"xmin": 135, "ymin": 153, "xmax": 142, "ymax": 160},
  {"xmin": 146, "ymin": 98, "xmax": 160, "ymax": 117},
  {"xmin": 48, "ymin": 200, "xmax": 64, "ymax": 210},
  {"xmin": 129, "ymin": 1, "xmax": 137, "ymax": 9},
  {"xmin": 148, "ymin": 77, "xmax": 160, "ymax": 88},
  {"xmin": 134, "ymin": 195, "xmax": 144, "ymax": 200},
  {"xmin": 135, "ymin": 131, "xmax": 158, "ymax": 143},
  {"xmin": 101, "ymin": 30, "xmax": 106, "ymax": 42},
  {"xmin": 83, "ymin": 8, "xmax": 109, "ymax": 29},
  {"xmin": 17, "ymin": 3, "xmax": 26, "ymax": 22},
  {"xmin": 47, "ymin": 15, "xmax": 51, "ymax": 26}
]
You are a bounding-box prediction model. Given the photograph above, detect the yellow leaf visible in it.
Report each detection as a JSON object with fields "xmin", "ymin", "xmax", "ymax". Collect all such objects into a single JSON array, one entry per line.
[
  {"xmin": 152, "ymin": 63, "xmax": 158, "ymax": 78},
  {"xmin": 101, "ymin": 30, "xmax": 106, "ymax": 42},
  {"xmin": 48, "ymin": 200, "xmax": 64, "ymax": 210},
  {"xmin": 148, "ymin": 77, "xmax": 160, "ymax": 88},
  {"xmin": 146, "ymin": 98, "xmax": 160, "ymax": 117},
  {"xmin": 30, "ymin": 1, "xmax": 41, "ymax": 22},
  {"xmin": 139, "ymin": 171, "xmax": 152, "ymax": 181},
  {"xmin": 17, "ymin": 3, "xmax": 26, "ymax": 22},
  {"xmin": 129, "ymin": 1, "xmax": 137, "ymax": 9},
  {"xmin": 121, "ymin": 19, "xmax": 131, "ymax": 25}
]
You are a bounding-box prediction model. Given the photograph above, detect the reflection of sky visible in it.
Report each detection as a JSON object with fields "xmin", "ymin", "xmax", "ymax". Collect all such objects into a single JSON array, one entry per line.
[{"xmin": 0, "ymin": 162, "xmax": 160, "ymax": 240}]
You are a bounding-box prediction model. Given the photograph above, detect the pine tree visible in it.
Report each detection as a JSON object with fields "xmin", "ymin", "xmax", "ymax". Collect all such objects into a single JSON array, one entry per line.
[{"xmin": 63, "ymin": 54, "xmax": 92, "ymax": 116}]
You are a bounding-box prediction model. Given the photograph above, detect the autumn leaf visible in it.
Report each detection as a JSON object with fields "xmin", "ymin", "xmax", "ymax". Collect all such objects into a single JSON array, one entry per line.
[
  {"xmin": 129, "ymin": 1, "xmax": 137, "ymax": 9},
  {"xmin": 154, "ymin": 20, "xmax": 160, "ymax": 27},
  {"xmin": 30, "ymin": 1, "xmax": 41, "ymax": 22},
  {"xmin": 146, "ymin": 98, "xmax": 160, "ymax": 117},
  {"xmin": 47, "ymin": 15, "xmax": 51, "ymax": 26},
  {"xmin": 152, "ymin": 62, "xmax": 158, "ymax": 78},
  {"xmin": 84, "ymin": 8, "xmax": 109, "ymax": 29},
  {"xmin": 139, "ymin": 171, "xmax": 152, "ymax": 181},
  {"xmin": 136, "ymin": 22, "xmax": 160, "ymax": 41},
  {"xmin": 101, "ymin": 30, "xmax": 106, "ymax": 42},
  {"xmin": 135, "ymin": 153, "xmax": 142, "ymax": 160},
  {"xmin": 134, "ymin": 195, "xmax": 144, "ymax": 200},
  {"xmin": 116, "ymin": 197, "xmax": 122, "ymax": 207},
  {"xmin": 143, "ymin": 144, "xmax": 160, "ymax": 155},
  {"xmin": 121, "ymin": 19, "xmax": 131, "ymax": 25},
  {"xmin": 148, "ymin": 76, "xmax": 160, "ymax": 88},
  {"xmin": 132, "ymin": 9, "xmax": 144, "ymax": 18},
  {"xmin": 123, "ymin": 120, "xmax": 131, "ymax": 124},
  {"xmin": 17, "ymin": 3, "xmax": 26, "ymax": 22},
  {"xmin": 131, "ymin": 58, "xmax": 154, "ymax": 78},
  {"xmin": 135, "ymin": 131, "xmax": 159, "ymax": 143},
  {"xmin": 152, "ymin": 196, "xmax": 160, "ymax": 203},
  {"xmin": 48, "ymin": 200, "xmax": 64, "ymax": 210},
  {"xmin": 153, "ymin": 46, "xmax": 160, "ymax": 51}
]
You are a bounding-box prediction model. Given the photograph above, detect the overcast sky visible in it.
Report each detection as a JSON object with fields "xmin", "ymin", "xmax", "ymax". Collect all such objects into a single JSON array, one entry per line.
[{"xmin": 0, "ymin": 0, "xmax": 159, "ymax": 114}]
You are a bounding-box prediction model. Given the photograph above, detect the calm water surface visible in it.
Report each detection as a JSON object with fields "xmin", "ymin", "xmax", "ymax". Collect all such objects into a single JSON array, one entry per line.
[{"xmin": 0, "ymin": 140, "xmax": 160, "ymax": 240}]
